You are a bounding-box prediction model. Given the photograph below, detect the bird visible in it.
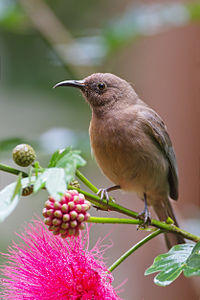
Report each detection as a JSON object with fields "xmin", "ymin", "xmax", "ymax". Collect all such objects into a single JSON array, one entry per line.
[{"xmin": 54, "ymin": 72, "xmax": 185, "ymax": 249}]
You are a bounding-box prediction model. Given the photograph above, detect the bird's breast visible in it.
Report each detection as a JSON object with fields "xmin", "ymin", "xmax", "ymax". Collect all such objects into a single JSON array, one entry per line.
[{"xmin": 89, "ymin": 113, "xmax": 169, "ymax": 199}]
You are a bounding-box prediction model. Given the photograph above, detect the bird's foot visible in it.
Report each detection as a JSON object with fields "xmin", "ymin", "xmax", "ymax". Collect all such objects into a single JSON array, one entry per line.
[
  {"xmin": 97, "ymin": 188, "xmax": 110, "ymax": 203},
  {"xmin": 138, "ymin": 193, "xmax": 151, "ymax": 226},
  {"xmin": 138, "ymin": 208, "xmax": 151, "ymax": 226},
  {"xmin": 97, "ymin": 185, "xmax": 120, "ymax": 204}
]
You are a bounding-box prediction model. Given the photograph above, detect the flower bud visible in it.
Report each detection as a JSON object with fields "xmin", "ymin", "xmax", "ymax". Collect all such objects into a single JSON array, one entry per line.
[
  {"xmin": 12, "ymin": 144, "xmax": 36, "ymax": 167},
  {"xmin": 43, "ymin": 190, "xmax": 91, "ymax": 238},
  {"xmin": 69, "ymin": 179, "xmax": 80, "ymax": 189},
  {"xmin": 22, "ymin": 185, "xmax": 34, "ymax": 196}
]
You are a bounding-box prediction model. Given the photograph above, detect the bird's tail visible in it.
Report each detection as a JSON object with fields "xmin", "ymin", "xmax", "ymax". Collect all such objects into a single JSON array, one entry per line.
[{"xmin": 153, "ymin": 199, "xmax": 185, "ymax": 250}]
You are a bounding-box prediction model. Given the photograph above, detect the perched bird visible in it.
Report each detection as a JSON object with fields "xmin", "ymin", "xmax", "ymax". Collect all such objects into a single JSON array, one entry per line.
[{"xmin": 54, "ymin": 73, "xmax": 185, "ymax": 249}]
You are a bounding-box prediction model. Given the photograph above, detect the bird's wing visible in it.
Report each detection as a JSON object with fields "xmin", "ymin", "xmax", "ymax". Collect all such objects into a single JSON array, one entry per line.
[{"xmin": 139, "ymin": 108, "xmax": 179, "ymax": 200}]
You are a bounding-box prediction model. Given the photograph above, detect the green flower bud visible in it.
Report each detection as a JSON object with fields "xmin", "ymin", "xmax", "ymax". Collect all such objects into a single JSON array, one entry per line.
[{"xmin": 12, "ymin": 144, "xmax": 36, "ymax": 167}]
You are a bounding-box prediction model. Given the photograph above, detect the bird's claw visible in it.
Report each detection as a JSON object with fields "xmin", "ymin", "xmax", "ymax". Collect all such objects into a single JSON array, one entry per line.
[
  {"xmin": 97, "ymin": 185, "xmax": 119, "ymax": 203},
  {"xmin": 138, "ymin": 209, "xmax": 151, "ymax": 227},
  {"xmin": 97, "ymin": 188, "xmax": 109, "ymax": 203}
]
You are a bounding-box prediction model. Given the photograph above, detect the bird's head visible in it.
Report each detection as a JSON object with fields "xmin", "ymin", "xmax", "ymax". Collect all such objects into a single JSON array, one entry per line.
[{"xmin": 54, "ymin": 73, "xmax": 138, "ymax": 113}]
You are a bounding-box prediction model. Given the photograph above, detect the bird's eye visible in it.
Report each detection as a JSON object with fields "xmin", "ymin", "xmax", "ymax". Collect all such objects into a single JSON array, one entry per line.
[{"xmin": 97, "ymin": 82, "xmax": 106, "ymax": 91}]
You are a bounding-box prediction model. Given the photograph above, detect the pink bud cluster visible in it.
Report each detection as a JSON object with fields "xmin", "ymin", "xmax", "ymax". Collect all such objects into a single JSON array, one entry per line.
[{"xmin": 43, "ymin": 190, "xmax": 91, "ymax": 238}]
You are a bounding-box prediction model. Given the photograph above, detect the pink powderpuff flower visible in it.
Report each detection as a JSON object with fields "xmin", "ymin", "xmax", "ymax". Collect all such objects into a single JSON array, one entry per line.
[{"xmin": 0, "ymin": 219, "xmax": 122, "ymax": 300}]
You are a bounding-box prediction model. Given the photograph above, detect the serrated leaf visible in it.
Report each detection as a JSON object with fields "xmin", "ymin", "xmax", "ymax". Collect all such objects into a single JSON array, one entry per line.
[
  {"xmin": 34, "ymin": 168, "xmax": 66, "ymax": 200},
  {"xmin": 145, "ymin": 244, "xmax": 195, "ymax": 286}
]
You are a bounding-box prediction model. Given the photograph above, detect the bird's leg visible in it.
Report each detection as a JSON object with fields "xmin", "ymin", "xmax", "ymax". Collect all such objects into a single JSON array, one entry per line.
[
  {"xmin": 97, "ymin": 185, "xmax": 121, "ymax": 203},
  {"xmin": 138, "ymin": 193, "xmax": 151, "ymax": 225}
]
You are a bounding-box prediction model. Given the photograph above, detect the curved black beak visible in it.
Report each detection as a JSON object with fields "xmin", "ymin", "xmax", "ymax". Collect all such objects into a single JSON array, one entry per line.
[{"xmin": 53, "ymin": 79, "xmax": 85, "ymax": 90}]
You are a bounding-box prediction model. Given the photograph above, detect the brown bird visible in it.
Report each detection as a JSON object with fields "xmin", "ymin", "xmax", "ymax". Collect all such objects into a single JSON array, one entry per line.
[{"xmin": 54, "ymin": 73, "xmax": 185, "ymax": 249}]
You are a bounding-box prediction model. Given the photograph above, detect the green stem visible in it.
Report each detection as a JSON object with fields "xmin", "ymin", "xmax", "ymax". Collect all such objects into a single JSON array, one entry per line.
[
  {"xmin": 75, "ymin": 170, "xmax": 115, "ymax": 202},
  {"xmin": 88, "ymin": 216, "xmax": 200, "ymax": 242},
  {"xmin": 108, "ymin": 229, "xmax": 163, "ymax": 272},
  {"xmin": 74, "ymin": 171, "xmax": 200, "ymax": 242},
  {"xmin": 75, "ymin": 170, "xmax": 139, "ymax": 217},
  {"xmin": 88, "ymin": 216, "xmax": 143, "ymax": 225},
  {"xmin": 75, "ymin": 170, "xmax": 98, "ymax": 193},
  {"xmin": 68, "ymin": 184, "xmax": 138, "ymax": 218},
  {"xmin": 151, "ymin": 219, "xmax": 200, "ymax": 243},
  {"xmin": 69, "ymin": 185, "xmax": 200, "ymax": 242},
  {"xmin": 0, "ymin": 162, "xmax": 199, "ymax": 243},
  {"xmin": 0, "ymin": 163, "xmax": 28, "ymax": 178}
]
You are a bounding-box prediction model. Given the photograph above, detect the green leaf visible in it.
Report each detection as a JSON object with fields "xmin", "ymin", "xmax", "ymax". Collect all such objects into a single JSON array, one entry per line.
[
  {"xmin": 47, "ymin": 147, "xmax": 86, "ymax": 186},
  {"xmin": 48, "ymin": 147, "xmax": 72, "ymax": 168},
  {"xmin": 58, "ymin": 151, "xmax": 86, "ymax": 185},
  {"xmin": 145, "ymin": 243, "xmax": 197, "ymax": 286},
  {"xmin": 184, "ymin": 242, "xmax": 200, "ymax": 277},
  {"xmin": 0, "ymin": 175, "xmax": 22, "ymax": 222},
  {"xmin": 0, "ymin": 175, "xmax": 38, "ymax": 222},
  {"xmin": 34, "ymin": 168, "xmax": 66, "ymax": 200},
  {"xmin": 48, "ymin": 147, "xmax": 86, "ymax": 169},
  {"xmin": 56, "ymin": 150, "xmax": 86, "ymax": 169},
  {"xmin": 48, "ymin": 149, "xmax": 61, "ymax": 168},
  {"xmin": 37, "ymin": 148, "xmax": 86, "ymax": 199},
  {"xmin": 45, "ymin": 168, "xmax": 66, "ymax": 200},
  {"xmin": 34, "ymin": 170, "xmax": 46, "ymax": 193},
  {"xmin": 0, "ymin": 175, "xmax": 36, "ymax": 223},
  {"xmin": 55, "ymin": 147, "xmax": 72, "ymax": 165},
  {"xmin": 11, "ymin": 173, "xmax": 22, "ymax": 201}
]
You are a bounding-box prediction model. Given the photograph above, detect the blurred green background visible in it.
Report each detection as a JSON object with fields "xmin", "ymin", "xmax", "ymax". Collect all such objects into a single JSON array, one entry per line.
[{"xmin": 0, "ymin": 0, "xmax": 200, "ymax": 299}]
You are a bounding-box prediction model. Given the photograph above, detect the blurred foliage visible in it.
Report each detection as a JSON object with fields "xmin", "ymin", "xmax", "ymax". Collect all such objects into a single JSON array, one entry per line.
[
  {"xmin": 0, "ymin": 137, "xmax": 38, "ymax": 159},
  {"xmin": 0, "ymin": 129, "xmax": 90, "ymax": 161},
  {"xmin": 0, "ymin": 138, "xmax": 28, "ymax": 154},
  {"xmin": 0, "ymin": 0, "xmax": 28, "ymax": 32},
  {"xmin": 187, "ymin": 2, "xmax": 200, "ymax": 21},
  {"xmin": 0, "ymin": 0, "xmax": 200, "ymax": 159},
  {"xmin": 1, "ymin": 1, "xmax": 200, "ymax": 69}
]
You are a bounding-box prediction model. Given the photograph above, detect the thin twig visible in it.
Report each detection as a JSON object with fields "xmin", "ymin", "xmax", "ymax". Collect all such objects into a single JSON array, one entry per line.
[{"xmin": 108, "ymin": 230, "xmax": 163, "ymax": 272}]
